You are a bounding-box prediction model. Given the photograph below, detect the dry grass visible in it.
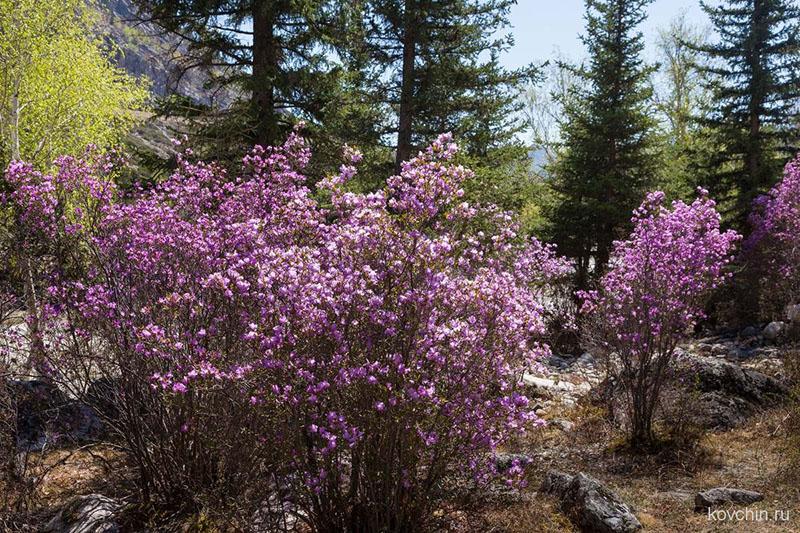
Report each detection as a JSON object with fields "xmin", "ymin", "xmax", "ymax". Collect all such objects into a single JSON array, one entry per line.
[
  {"xmin": 473, "ymin": 405, "xmax": 800, "ymax": 532},
  {"xmin": 1, "ymin": 445, "xmax": 125, "ymax": 530},
  {"xmin": 7, "ymin": 402, "xmax": 799, "ymax": 532}
]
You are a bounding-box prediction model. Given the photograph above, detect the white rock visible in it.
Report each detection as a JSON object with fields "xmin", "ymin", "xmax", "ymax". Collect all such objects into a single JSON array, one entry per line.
[
  {"xmin": 45, "ymin": 494, "xmax": 120, "ymax": 533},
  {"xmin": 787, "ymin": 304, "xmax": 800, "ymax": 324},
  {"xmin": 523, "ymin": 375, "xmax": 590, "ymax": 394}
]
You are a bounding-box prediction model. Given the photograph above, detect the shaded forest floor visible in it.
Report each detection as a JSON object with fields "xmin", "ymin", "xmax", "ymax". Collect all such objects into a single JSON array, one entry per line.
[
  {"xmin": 9, "ymin": 403, "xmax": 798, "ymax": 531},
  {"xmin": 4, "ymin": 331, "xmax": 799, "ymax": 532}
]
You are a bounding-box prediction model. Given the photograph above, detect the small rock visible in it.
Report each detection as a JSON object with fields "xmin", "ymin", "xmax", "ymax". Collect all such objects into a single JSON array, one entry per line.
[
  {"xmin": 546, "ymin": 354, "xmax": 574, "ymax": 370},
  {"xmin": 576, "ymin": 353, "xmax": 596, "ymax": 366},
  {"xmin": 524, "ymin": 375, "xmax": 571, "ymax": 391},
  {"xmin": 543, "ymin": 471, "xmax": 641, "ymax": 533},
  {"xmin": 523, "ymin": 375, "xmax": 591, "ymax": 396},
  {"xmin": 696, "ymin": 343, "xmax": 713, "ymax": 355},
  {"xmin": 711, "ymin": 344, "xmax": 728, "ymax": 356},
  {"xmin": 725, "ymin": 347, "xmax": 751, "ymax": 361},
  {"xmin": 45, "ymin": 494, "xmax": 121, "ymax": 533},
  {"xmin": 550, "ymin": 418, "xmax": 575, "ymax": 432},
  {"xmin": 694, "ymin": 488, "xmax": 764, "ymax": 511},
  {"xmin": 494, "ymin": 452, "xmax": 531, "ymax": 472},
  {"xmin": 658, "ymin": 489, "xmax": 694, "ymax": 503},
  {"xmin": 762, "ymin": 321, "xmax": 786, "ymax": 342},
  {"xmin": 740, "ymin": 326, "xmax": 760, "ymax": 339},
  {"xmin": 786, "ymin": 304, "xmax": 800, "ymax": 324}
]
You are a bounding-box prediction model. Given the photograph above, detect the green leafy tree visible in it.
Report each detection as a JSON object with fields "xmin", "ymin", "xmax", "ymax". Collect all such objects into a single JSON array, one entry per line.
[
  {"xmin": 651, "ymin": 14, "xmax": 712, "ymax": 200},
  {"xmin": 547, "ymin": 0, "xmax": 658, "ymax": 288},
  {"xmin": 0, "ymin": 0, "xmax": 147, "ymax": 371},
  {"xmin": 0, "ymin": 0, "xmax": 148, "ymax": 168},
  {"xmin": 692, "ymin": 0, "xmax": 800, "ymax": 229}
]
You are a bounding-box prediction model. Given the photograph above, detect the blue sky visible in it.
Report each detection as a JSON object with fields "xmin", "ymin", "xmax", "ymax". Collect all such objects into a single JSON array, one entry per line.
[{"xmin": 501, "ymin": 0, "xmax": 710, "ymax": 69}]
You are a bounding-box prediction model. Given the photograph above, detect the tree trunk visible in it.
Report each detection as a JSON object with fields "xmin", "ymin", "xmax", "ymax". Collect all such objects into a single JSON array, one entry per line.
[
  {"xmin": 23, "ymin": 256, "xmax": 46, "ymax": 373},
  {"xmin": 395, "ymin": 0, "xmax": 417, "ymax": 173},
  {"xmin": 10, "ymin": 81, "xmax": 21, "ymax": 160},
  {"xmin": 745, "ymin": 0, "xmax": 765, "ymax": 214},
  {"xmin": 251, "ymin": 0, "xmax": 279, "ymax": 147}
]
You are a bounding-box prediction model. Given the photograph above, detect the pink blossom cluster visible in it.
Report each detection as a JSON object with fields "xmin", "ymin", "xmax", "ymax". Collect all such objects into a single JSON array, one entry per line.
[
  {"xmin": 582, "ymin": 190, "xmax": 740, "ymax": 347},
  {"xmin": 4, "ymin": 149, "xmax": 116, "ymax": 241},
  {"xmin": 579, "ymin": 189, "xmax": 739, "ymax": 444},
  {"xmin": 6, "ymin": 131, "xmax": 567, "ymax": 524},
  {"xmin": 746, "ymin": 155, "xmax": 800, "ymax": 308}
]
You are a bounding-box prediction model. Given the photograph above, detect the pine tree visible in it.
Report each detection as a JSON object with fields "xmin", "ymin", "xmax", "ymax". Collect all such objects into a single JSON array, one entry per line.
[
  {"xmin": 547, "ymin": 0, "xmax": 658, "ymax": 288},
  {"xmin": 351, "ymin": 0, "xmax": 536, "ymax": 175},
  {"xmin": 132, "ymin": 0, "xmax": 343, "ymax": 150},
  {"xmin": 691, "ymin": 0, "xmax": 800, "ymax": 230}
]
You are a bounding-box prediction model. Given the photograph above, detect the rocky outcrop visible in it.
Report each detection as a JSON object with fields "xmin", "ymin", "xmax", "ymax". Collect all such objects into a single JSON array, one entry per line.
[
  {"xmin": 688, "ymin": 353, "xmax": 787, "ymax": 403},
  {"xmin": 681, "ymin": 353, "xmax": 787, "ymax": 429},
  {"xmin": 45, "ymin": 494, "xmax": 121, "ymax": 533},
  {"xmin": 541, "ymin": 471, "xmax": 641, "ymax": 533},
  {"xmin": 11, "ymin": 380, "xmax": 103, "ymax": 451},
  {"xmin": 100, "ymin": 0, "xmax": 237, "ymax": 107},
  {"xmin": 694, "ymin": 487, "xmax": 764, "ymax": 511}
]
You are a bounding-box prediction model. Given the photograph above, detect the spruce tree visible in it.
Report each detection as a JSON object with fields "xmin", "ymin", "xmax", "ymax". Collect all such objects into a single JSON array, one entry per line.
[
  {"xmin": 547, "ymin": 0, "xmax": 658, "ymax": 288},
  {"xmin": 131, "ymin": 0, "xmax": 343, "ymax": 150},
  {"xmin": 692, "ymin": 0, "xmax": 800, "ymax": 230},
  {"xmin": 352, "ymin": 0, "xmax": 536, "ymax": 175}
]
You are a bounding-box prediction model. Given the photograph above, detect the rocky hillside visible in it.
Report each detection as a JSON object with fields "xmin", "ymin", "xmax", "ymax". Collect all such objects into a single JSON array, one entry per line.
[{"xmin": 99, "ymin": 0, "xmax": 237, "ymax": 107}]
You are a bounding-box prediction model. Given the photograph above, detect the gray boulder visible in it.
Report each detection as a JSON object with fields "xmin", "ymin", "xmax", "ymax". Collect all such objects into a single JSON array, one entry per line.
[
  {"xmin": 694, "ymin": 487, "xmax": 764, "ymax": 511},
  {"xmin": 541, "ymin": 471, "xmax": 641, "ymax": 533},
  {"xmin": 740, "ymin": 326, "xmax": 760, "ymax": 339},
  {"xmin": 763, "ymin": 321, "xmax": 786, "ymax": 342},
  {"xmin": 690, "ymin": 355, "xmax": 786, "ymax": 404},
  {"xmin": 665, "ymin": 353, "xmax": 789, "ymax": 430},
  {"xmin": 540, "ymin": 470, "xmax": 574, "ymax": 498},
  {"xmin": 683, "ymin": 355, "xmax": 787, "ymax": 430},
  {"xmin": 11, "ymin": 380, "xmax": 103, "ymax": 451},
  {"xmin": 693, "ymin": 391, "xmax": 750, "ymax": 429},
  {"xmin": 45, "ymin": 494, "xmax": 121, "ymax": 533}
]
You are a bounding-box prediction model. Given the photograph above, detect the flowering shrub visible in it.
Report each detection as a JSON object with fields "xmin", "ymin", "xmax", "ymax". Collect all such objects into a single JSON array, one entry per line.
[
  {"xmin": 580, "ymin": 190, "xmax": 740, "ymax": 447},
  {"xmin": 3, "ymin": 149, "xmax": 120, "ymax": 373},
  {"xmin": 745, "ymin": 155, "xmax": 800, "ymax": 319},
  {"xmin": 5, "ymin": 131, "xmax": 566, "ymax": 528}
]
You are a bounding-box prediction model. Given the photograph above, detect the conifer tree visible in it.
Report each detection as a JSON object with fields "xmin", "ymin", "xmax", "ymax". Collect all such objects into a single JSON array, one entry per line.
[
  {"xmin": 692, "ymin": 0, "xmax": 800, "ymax": 230},
  {"xmin": 132, "ymin": 0, "xmax": 343, "ymax": 150},
  {"xmin": 547, "ymin": 0, "xmax": 658, "ymax": 288},
  {"xmin": 352, "ymin": 0, "xmax": 536, "ymax": 175}
]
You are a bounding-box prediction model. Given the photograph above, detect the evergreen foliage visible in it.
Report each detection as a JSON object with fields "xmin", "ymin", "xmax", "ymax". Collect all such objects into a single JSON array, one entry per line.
[
  {"xmin": 691, "ymin": 0, "xmax": 800, "ymax": 229},
  {"xmin": 547, "ymin": 0, "xmax": 659, "ymax": 287}
]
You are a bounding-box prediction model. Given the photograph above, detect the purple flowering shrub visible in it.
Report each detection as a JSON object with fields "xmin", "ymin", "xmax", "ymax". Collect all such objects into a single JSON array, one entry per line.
[
  {"xmin": 745, "ymin": 155, "xmax": 800, "ymax": 319},
  {"xmin": 5, "ymin": 131, "xmax": 566, "ymax": 528},
  {"xmin": 580, "ymin": 190, "xmax": 740, "ymax": 448}
]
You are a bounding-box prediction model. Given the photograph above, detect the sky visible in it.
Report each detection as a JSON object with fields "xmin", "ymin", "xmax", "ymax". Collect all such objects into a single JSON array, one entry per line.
[{"xmin": 501, "ymin": 0, "xmax": 711, "ymax": 70}]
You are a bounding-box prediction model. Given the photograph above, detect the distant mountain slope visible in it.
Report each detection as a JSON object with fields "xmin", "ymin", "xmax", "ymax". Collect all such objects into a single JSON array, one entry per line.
[{"xmin": 100, "ymin": 0, "xmax": 237, "ymax": 107}]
